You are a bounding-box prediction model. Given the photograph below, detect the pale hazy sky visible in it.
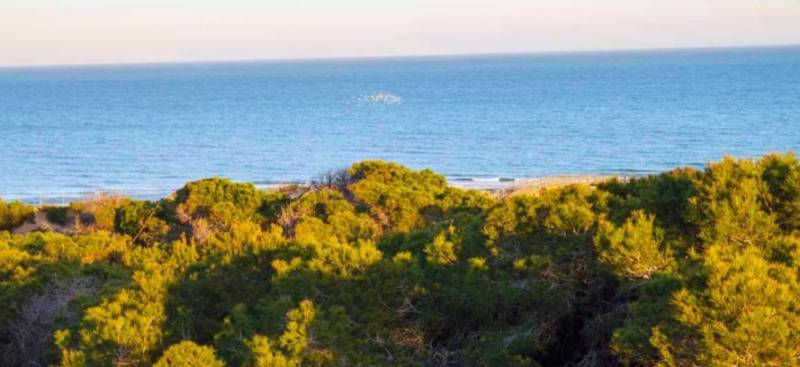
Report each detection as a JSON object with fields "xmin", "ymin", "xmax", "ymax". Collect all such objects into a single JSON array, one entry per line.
[{"xmin": 1, "ymin": 0, "xmax": 799, "ymax": 66}]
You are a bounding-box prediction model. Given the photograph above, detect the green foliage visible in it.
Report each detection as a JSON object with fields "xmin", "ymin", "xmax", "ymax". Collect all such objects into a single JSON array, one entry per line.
[
  {"xmin": 538, "ymin": 185, "xmax": 601, "ymax": 236},
  {"xmin": 168, "ymin": 177, "xmax": 277, "ymax": 242},
  {"xmin": 595, "ymin": 210, "xmax": 671, "ymax": 280},
  {"xmin": 0, "ymin": 199, "xmax": 35, "ymax": 231},
  {"xmin": 154, "ymin": 340, "xmax": 224, "ymax": 367},
  {"xmin": 290, "ymin": 189, "xmax": 380, "ymax": 246},
  {"xmin": 4, "ymin": 156, "xmax": 800, "ymax": 366},
  {"xmin": 601, "ymin": 169, "xmax": 697, "ymax": 234},
  {"xmin": 663, "ymin": 244, "xmax": 800, "ymax": 366},
  {"xmin": 348, "ymin": 161, "xmax": 449, "ymax": 232},
  {"xmin": 423, "ymin": 229, "xmax": 458, "ymax": 266},
  {"xmin": 760, "ymin": 153, "xmax": 800, "ymax": 231},
  {"xmin": 172, "ymin": 177, "xmax": 266, "ymax": 223},
  {"xmin": 690, "ymin": 156, "xmax": 779, "ymax": 247},
  {"xmin": 78, "ymin": 289, "xmax": 166, "ymax": 365},
  {"xmin": 116, "ymin": 200, "xmax": 170, "ymax": 244},
  {"xmin": 608, "ymin": 274, "xmax": 681, "ymax": 365},
  {"xmin": 70, "ymin": 195, "xmax": 132, "ymax": 232}
]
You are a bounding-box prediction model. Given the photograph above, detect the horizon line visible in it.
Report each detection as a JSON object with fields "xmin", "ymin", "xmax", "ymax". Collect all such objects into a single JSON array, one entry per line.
[{"xmin": 2, "ymin": 42, "xmax": 799, "ymax": 70}]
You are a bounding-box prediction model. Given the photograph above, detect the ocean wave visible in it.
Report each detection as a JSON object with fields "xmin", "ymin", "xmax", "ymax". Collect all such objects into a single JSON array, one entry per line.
[{"xmin": 355, "ymin": 92, "xmax": 402, "ymax": 105}]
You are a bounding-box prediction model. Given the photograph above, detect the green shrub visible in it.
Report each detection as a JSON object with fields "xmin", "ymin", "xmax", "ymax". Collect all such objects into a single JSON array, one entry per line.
[
  {"xmin": 660, "ymin": 245, "xmax": 800, "ymax": 366},
  {"xmin": 63, "ymin": 194, "xmax": 131, "ymax": 231},
  {"xmin": 116, "ymin": 200, "xmax": 170, "ymax": 244},
  {"xmin": 760, "ymin": 153, "xmax": 800, "ymax": 231},
  {"xmin": 690, "ymin": 156, "xmax": 779, "ymax": 248},
  {"xmin": 168, "ymin": 178, "xmax": 274, "ymax": 242},
  {"xmin": 155, "ymin": 340, "xmax": 224, "ymax": 367},
  {"xmin": 0, "ymin": 199, "xmax": 35, "ymax": 230},
  {"xmin": 595, "ymin": 210, "xmax": 671, "ymax": 280},
  {"xmin": 348, "ymin": 161, "xmax": 448, "ymax": 232},
  {"xmin": 172, "ymin": 178, "xmax": 267, "ymax": 223},
  {"xmin": 424, "ymin": 231, "xmax": 458, "ymax": 266},
  {"xmin": 45, "ymin": 206, "xmax": 71, "ymax": 225}
]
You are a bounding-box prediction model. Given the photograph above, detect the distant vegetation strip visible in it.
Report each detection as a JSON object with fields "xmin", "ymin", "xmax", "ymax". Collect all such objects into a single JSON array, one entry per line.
[
  {"xmin": 5, "ymin": 174, "xmax": 627, "ymax": 205},
  {"xmin": 2, "ymin": 154, "xmax": 800, "ymax": 366}
]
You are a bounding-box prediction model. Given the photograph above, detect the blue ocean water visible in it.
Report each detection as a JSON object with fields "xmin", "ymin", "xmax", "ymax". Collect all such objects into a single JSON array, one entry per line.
[{"xmin": 2, "ymin": 46, "xmax": 800, "ymax": 201}]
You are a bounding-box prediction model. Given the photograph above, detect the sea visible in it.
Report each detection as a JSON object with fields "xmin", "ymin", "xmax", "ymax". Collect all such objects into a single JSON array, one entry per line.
[{"xmin": 2, "ymin": 46, "xmax": 799, "ymax": 202}]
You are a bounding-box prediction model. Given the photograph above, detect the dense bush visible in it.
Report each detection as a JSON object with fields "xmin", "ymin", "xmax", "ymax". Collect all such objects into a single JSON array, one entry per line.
[
  {"xmin": 3, "ymin": 155, "xmax": 800, "ymax": 366},
  {"xmin": 347, "ymin": 161, "xmax": 449, "ymax": 232},
  {"xmin": 595, "ymin": 210, "xmax": 671, "ymax": 280},
  {"xmin": 115, "ymin": 200, "xmax": 171, "ymax": 245}
]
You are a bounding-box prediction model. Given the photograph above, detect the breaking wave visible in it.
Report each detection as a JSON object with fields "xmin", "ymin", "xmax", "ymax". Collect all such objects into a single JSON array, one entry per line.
[{"xmin": 355, "ymin": 92, "xmax": 402, "ymax": 105}]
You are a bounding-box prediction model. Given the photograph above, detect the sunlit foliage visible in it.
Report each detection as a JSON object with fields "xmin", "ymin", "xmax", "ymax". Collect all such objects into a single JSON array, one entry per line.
[{"xmin": 595, "ymin": 210, "xmax": 671, "ymax": 280}]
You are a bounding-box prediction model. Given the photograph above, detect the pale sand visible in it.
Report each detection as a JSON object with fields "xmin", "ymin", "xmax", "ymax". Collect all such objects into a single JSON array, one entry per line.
[
  {"xmin": 12, "ymin": 211, "xmax": 75, "ymax": 235},
  {"xmin": 449, "ymin": 175, "xmax": 628, "ymax": 195}
]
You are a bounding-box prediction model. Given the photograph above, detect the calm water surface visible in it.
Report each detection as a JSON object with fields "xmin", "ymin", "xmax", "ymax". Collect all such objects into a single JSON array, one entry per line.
[{"xmin": 2, "ymin": 46, "xmax": 799, "ymax": 201}]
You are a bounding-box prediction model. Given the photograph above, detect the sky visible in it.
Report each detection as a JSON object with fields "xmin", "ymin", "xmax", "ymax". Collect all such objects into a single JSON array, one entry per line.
[{"xmin": 1, "ymin": 0, "xmax": 800, "ymax": 66}]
